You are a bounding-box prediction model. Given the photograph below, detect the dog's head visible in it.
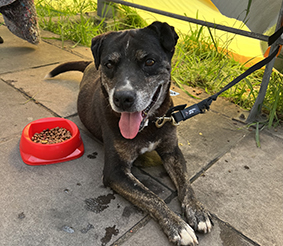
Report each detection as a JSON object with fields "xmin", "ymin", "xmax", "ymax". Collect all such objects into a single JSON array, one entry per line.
[{"xmin": 91, "ymin": 21, "xmax": 179, "ymax": 139}]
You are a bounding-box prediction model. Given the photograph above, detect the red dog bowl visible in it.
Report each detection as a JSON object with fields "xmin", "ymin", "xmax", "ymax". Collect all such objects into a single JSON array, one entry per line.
[{"xmin": 20, "ymin": 117, "xmax": 84, "ymax": 165}]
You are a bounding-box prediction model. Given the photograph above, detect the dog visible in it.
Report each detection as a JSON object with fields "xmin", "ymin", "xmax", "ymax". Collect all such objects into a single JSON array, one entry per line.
[{"xmin": 46, "ymin": 21, "xmax": 212, "ymax": 245}]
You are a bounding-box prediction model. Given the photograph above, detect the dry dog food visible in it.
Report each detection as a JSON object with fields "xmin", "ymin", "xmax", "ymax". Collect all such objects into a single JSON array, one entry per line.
[{"xmin": 31, "ymin": 127, "xmax": 72, "ymax": 144}]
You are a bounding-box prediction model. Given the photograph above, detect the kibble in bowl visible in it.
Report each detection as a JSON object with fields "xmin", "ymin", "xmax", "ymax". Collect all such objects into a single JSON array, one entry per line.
[
  {"xmin": 32, "ymin": 127, "xmax": 72, "ymax": 144},
  {"xmin": 20, "ymin": 117, "xmax": 84, "ymax": 165}
]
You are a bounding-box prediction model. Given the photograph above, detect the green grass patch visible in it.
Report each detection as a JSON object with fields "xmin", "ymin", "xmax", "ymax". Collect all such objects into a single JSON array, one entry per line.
[
  {"xmin": 35, "ymin": 0, "xmax": 283, "ymax": 125},
  {"xmin": 35, "ymin": 0, "xmax": 147, "ymax": 46}
]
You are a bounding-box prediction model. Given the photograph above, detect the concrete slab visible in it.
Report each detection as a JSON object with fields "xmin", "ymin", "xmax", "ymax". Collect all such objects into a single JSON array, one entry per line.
[
  {"xmin": 119, "ymin": 217, "xmax": 255, "ymax": 246},
  {"xmin": 118, "ymin": 196, "xmax": 255, "ymax": 246},
  {"xmin": 266, "ymin": 123, "xmax": 283, "ymax": 141},
  {"xmin": 1, "ymin": 66, "xmax": 83, "ymax": 118},
  {"xmin": 139, "ymin": 105, "xmax": 249, "ymax": 185},
  {"xmin": 135, "ymin": 86, "xmax": 249, "ymax": 191},
  {"xmin": 139, "ymin": 164, "xmax": 175, "ymax": 191},
  {"xmin": 0, "ymin": 26, "xmax": 83, "ymax": 75},
  {"xmin": 176, "ymin": 110, "xmax": 248, "ymax": 178},
  {"xmin": 0, "ymin": 124, "xmax": 172, "ymax": 246},
  {"xmin": 0, "ymin": 79, "xmax": 53, "ymax": 139},
  {"xmin": 40, "ymin": 30, "xmax": 93, "ymax": 60},
  {"xmin": 193, "ymin": 130, "xmax": 283, "ymax": 246},
  {"xmin": 169, "ymin": 85, "xmax": 250, "ymax": 178}
]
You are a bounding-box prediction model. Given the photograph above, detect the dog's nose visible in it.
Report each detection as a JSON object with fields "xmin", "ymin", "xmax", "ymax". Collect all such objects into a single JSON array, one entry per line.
[{"xmin": 113, "ymin": 90, "xmax": 136, "ymax": 110}]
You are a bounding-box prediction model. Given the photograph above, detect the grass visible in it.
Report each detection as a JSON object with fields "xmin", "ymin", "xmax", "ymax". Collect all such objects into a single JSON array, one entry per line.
[
  {"xmin": 35, "ymin": 0, "xmax": 147, "ymax": 47},
  {"xmin": 172, "ymin": 23, "xmax": 283, "ymax": 122},
  {"xmin": 34, "ymin": 0, "xmax": 283, "ymax": 126}
]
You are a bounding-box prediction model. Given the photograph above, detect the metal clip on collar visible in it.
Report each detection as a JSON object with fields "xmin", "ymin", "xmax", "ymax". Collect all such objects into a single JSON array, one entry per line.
[
  {"xmin": 155, "ymin": 116, "xmax": 179, "ymax": 128},
  {"xmin": 155, "ymin": 104, "xmax": 187, "ymax": 128}
]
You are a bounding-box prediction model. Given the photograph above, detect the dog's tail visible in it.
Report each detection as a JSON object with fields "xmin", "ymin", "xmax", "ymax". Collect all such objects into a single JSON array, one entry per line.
[{"xmin": 45, "ymin": 61, "xmax": 92, "ymax": 79}]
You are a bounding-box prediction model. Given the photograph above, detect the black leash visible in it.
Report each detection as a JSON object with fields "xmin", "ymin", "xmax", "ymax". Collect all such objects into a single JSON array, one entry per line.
[{"xmin": 155, "ymin": 31, "xmax": 282, "ymax": 128}]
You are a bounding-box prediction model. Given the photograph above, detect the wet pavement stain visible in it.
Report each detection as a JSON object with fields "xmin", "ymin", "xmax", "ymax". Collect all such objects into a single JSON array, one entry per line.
[
  {"xmin": 87, "ymin": 151, "xmax": 98, "ymax": 159},
  {"xmin": 18, "ymin": 212, "xmax": 25, "ymax": 220},
  {"xmin": 100, "ymin": 225, "xmax": 119, "ymax": 246},
  {"xmin": 80, "ymin": 223, "xmax": 94, "ymax": 234},
  {"xmin": 122, "ymin": 206, "xmax": 135, "ymax": 218},
  {"xmin": 122, "ymin": 205, "xmax": 141, "ymax": 218},
  {"xmin": 85, "ymin": 193, "xmax": 115, "ymax": 213}
]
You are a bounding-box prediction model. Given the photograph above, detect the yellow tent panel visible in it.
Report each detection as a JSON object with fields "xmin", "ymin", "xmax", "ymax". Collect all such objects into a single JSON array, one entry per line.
[{"xmin": 125, "ymin": 0, "xmax": 265, "ymax": 65}]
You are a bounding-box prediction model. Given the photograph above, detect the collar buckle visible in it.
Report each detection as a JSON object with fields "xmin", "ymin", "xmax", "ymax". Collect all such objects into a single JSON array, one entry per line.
[{"xmin": 155, "ymin": 115, "xmax": 179, "ymax": 128}]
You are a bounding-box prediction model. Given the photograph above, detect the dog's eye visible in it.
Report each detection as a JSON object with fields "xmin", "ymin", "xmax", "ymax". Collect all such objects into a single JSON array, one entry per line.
[
  {"xmin": 105, "ymin": 62, "xmax": 114, "ymax": 69},
  {"xmin": 145, "ymin": 59, "xmax": 155, "ymax": 66}
]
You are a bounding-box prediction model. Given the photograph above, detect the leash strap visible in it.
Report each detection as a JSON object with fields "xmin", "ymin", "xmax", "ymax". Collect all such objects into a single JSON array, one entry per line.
[
  {"xmin": 155, "ymin": 26, "xmax": 283, "ymax": 127},
  {"xmin": 169, "ymin": 45, "xmax": 280, "ymax": 124}
]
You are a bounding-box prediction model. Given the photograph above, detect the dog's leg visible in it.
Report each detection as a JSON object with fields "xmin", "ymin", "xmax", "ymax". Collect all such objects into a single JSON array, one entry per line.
[
  {"xmin": 156, "ymin": 138, "xmax": 213, "ymax": 234},
  {"xmin": 103, "ymin": 152, "xmax": 198, "ymax": 246}
]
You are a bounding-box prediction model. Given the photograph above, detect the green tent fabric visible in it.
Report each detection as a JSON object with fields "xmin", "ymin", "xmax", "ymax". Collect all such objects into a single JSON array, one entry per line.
[{"xmin": 0, "ymin": 0, "xmax": 40, "ymax": 44}]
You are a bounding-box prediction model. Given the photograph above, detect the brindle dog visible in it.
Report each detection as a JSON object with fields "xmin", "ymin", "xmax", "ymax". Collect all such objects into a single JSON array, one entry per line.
[{"xmin": 47, "ymin": 21, "xmax": 212, "ymax": 245}]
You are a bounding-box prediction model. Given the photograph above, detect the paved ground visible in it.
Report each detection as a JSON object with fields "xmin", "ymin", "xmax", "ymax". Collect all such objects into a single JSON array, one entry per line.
[{"xmin": 0, "ymin": 22, "xmax": 282, "ymax": 246}]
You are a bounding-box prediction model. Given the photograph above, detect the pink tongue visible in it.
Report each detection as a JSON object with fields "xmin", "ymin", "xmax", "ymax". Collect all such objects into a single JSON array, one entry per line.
[{"xmin": 119, "ymin": 112, "xmax": 143, "ymax": 139}]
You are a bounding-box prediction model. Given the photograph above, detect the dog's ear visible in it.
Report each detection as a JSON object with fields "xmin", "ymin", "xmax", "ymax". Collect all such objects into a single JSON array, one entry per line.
[
  {"xmin": 147, "ymin": 21, "xmax": 179, "ymax": 53},
  {"xmin": 91, "ymin": 34, "xmax": 106, "ymax": 70}
]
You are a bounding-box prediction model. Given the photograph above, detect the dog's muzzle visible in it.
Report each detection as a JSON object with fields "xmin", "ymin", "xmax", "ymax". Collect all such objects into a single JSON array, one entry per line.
[
  {"xmin": 113, "ymin": 90, "xmax": 136, "ymax": 111},
  {"xmin": 117, "ymin": 85, "xmax": 162, "ymax": 139}
]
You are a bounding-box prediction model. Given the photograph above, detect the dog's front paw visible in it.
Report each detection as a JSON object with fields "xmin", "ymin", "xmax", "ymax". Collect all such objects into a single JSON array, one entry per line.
[
  {"xmin": 182, "ymin": 202, "xmax": 213, "ymax": 234},
  {"xmin": 161, "ymin": 214, "xmax": 198, "ymax": 246}
]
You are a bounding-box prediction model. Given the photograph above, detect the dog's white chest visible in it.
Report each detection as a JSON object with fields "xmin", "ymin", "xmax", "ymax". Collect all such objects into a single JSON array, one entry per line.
[{"xmin": 140, "ymin": 141, "xmax": 160, "ymax": 155}]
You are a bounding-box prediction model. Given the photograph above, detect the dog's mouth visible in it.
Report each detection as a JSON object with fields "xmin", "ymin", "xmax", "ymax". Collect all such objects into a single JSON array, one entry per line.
[
  {"xmin": 119, "ymin": 85, "xmax": 162, "ymax": 139},
  {"xmin": 140, "ymin": 85, "xmax": 162, "ymax": 129}
]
